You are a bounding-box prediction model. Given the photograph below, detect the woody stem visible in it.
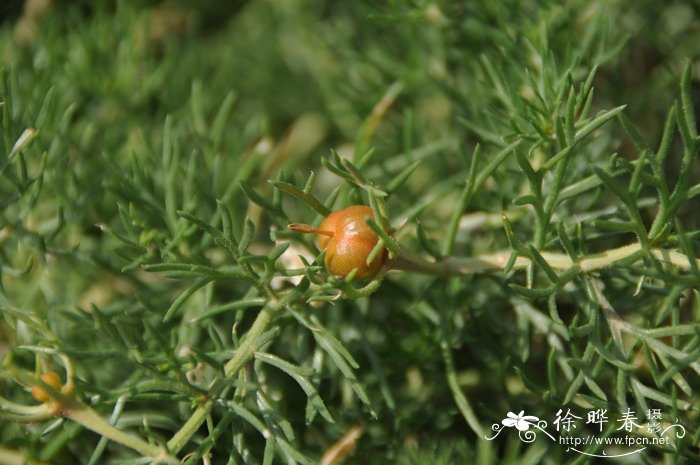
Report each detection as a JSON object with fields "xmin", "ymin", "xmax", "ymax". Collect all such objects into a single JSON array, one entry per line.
[{"xmin": 391, "ymin": 242, "xmax": 700, "ymax": 276}]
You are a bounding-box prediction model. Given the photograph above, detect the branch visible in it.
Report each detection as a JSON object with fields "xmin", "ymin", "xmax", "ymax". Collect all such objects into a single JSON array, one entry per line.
[
  {"xmin": 390, "ymin": 242, "xmax": 700, "ymax": 276},
  {"xmin": 166, "ymin": 302, "xmax": 281, "ymax": 454},
  {"xmin": 64, "ymin": 399, "xmax": 172, "ymax": 461}
]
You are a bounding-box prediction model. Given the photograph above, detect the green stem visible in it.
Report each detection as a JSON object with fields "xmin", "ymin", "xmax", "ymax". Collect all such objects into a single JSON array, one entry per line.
[
  {"xmin": 4, "ymin": 359, "xmax": 169, "ymax": 459},
  {"xmin": 0, "ymin": 397, "xmax": 53, "ymax": 418},
  {"xmin": 166, "ymin": 399, "xmax": 214, "ymax": 455},
  {"xmin": 166, "ymin": 302, "xmax": 280, "ymax": 454},
  {"xmin": 392, "ymin": 242, "xmax": 700, "ymax": 276},
  {"xmin": 438, "ymin": 323, "xmax": 484, "ymax": 436},
  {"xmin": 65, "ymin": 400, "xmax": 170, "ymax": 461}
]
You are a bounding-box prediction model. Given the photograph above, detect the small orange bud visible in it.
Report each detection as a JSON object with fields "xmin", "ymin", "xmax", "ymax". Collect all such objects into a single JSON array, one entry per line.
[
  {"xmin": 289, "ymin": 205, "xmax": 388, "ymax": 279},
  {"xmin": 31, "ymin": 371, "xmax": 62, "ymax": 403}
]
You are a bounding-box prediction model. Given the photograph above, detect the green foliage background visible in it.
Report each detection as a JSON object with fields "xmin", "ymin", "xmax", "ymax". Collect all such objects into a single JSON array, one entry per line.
[{"xmin": 1, "ymin": 1, "xmax": 699, "ymax": 464}]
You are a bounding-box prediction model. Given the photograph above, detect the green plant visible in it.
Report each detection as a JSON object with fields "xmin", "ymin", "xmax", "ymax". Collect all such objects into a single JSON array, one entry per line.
[{"xmin": 1, "ymin": 1, "xmax": 699, "ymax": 465}]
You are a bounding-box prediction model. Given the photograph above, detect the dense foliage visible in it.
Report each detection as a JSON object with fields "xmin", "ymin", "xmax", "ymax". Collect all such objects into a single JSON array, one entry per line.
[{"xmin": 1, "ymin": 1, "xmax": 699, "ymax": 464}]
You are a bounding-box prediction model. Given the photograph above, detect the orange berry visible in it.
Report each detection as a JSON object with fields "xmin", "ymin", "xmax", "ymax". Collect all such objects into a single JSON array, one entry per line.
[
  {"xmin": 289, "ymin": 205, "xmax": 388, "ymax": 279},
  {"xmin": 31, "ymin": 371, "xmax": 62, "ymax": 403}
]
